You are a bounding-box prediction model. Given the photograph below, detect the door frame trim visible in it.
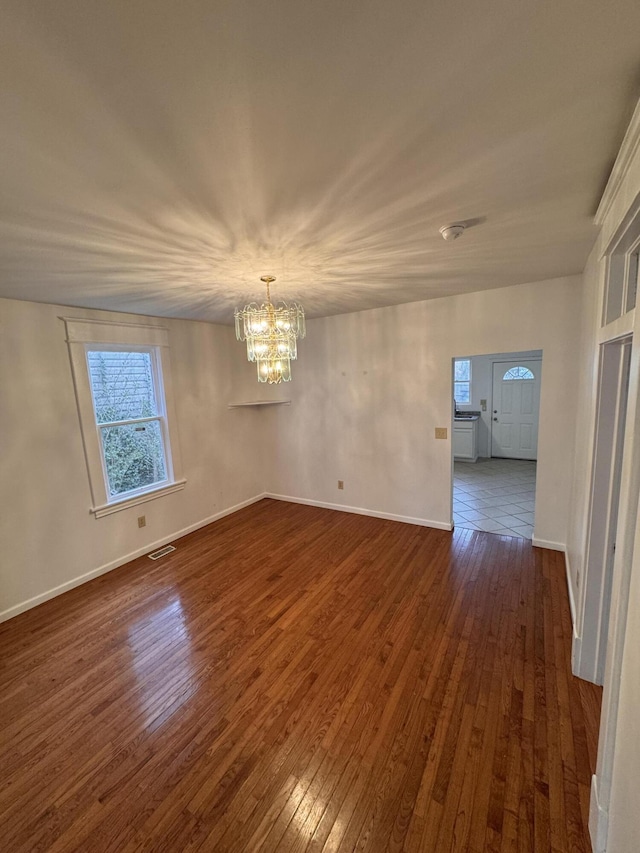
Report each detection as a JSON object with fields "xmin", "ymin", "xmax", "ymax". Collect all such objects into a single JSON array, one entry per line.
[{"xmin": 575, "ymin": 336, "xmax": 632, "ymax": 685}]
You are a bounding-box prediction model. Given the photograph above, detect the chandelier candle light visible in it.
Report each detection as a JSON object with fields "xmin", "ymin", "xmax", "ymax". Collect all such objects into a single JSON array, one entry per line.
[{"xmin": 234, "ymin": 276, "xmax": 306, "ymax": 384}]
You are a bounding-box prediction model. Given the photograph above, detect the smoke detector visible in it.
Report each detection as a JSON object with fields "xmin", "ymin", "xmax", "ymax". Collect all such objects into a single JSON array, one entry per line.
[{"xmin": 439, "ymin": 224, "xmax": 465, "ymax": 241}]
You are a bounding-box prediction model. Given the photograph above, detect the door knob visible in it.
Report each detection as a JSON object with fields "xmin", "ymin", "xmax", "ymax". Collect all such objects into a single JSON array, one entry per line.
[{"xmin": 493, "ymin": 417, "xmax": 498, "ymax": 421}]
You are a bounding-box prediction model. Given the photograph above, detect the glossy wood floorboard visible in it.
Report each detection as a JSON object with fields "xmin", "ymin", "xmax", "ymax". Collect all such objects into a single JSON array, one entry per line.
[{"xmin": 0, "ymin": 499, "xmax": 602, "ymax": 852}]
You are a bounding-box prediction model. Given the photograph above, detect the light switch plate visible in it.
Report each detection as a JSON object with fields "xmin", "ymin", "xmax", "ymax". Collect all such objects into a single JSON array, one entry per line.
[{"xmin": 435, "ymin": 427, "xmax": 447, "ymax": 439}]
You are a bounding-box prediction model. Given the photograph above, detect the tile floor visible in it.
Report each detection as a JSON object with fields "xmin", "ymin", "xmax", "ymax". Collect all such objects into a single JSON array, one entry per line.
[{"xmin": 453, "ymin": 457, "xmax": 536, "ymax": 539}]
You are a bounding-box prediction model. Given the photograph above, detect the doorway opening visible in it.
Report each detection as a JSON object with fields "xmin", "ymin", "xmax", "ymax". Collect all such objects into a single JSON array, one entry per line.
[
  {"xmin": 579, "ymin": 335, "xmax": 632, "ymax": 685},
  {"xmin": 451, "ymin": 349, "xmax": 542, "ymax": 539}
]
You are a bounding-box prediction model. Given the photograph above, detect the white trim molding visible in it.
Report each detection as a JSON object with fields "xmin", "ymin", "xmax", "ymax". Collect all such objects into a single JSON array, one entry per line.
[
  {"xmin": 563, "ymin": 550, "xmax": 578, "ymax": 632},
  {"xmin": 63, "ymin": 318, "xmax": 185, "ymax": 515},
  {"xmin": 560, "ymin": 550, "xmax": 584, "ymax": 676},
  {"xmin": 531, "ymin": 537, "xmax": 566, "ymax": 552},
  {"xmin": 91, "ymin": 478, "xmax": 187, "ymax": 517},
  {"xmin": 265, "ymin": 493, "xmax": 453, "ymax": 531},
  {"xmin": 595, "ymin": 98, "xmax": 640, "ymax": 226},
  {"xmin": 62, "ymin": 316, "xmax": 169, "ymax": 346},
  {"xmin": 0, "ymin": 493, "xmax": 268, "ymax": 624},
  {"xmin": 589, "ymin": 774, "xmax": 608, "ymax": 853}
]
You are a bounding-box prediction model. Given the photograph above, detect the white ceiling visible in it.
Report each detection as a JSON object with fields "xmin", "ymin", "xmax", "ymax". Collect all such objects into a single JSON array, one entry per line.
[{"xmin": 1, "ymin": 0, "xmax": 639, "ymax": 322}]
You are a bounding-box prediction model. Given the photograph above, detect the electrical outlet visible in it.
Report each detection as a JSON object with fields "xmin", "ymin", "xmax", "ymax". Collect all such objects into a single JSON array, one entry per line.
[
  {"xmin": 338, "ymin": 480, "xmax": 344, "ymax": 490},
  {"xmin": 435, "ymin": 427, "xmax": 447, "ymax": 440},
  {"xmin": 138, "ymin": 515, "xmax": 146, "ymax": 528}
]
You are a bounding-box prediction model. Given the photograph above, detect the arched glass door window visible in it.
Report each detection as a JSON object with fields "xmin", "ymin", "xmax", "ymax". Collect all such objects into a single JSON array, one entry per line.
[{"xmin": 503, "ymin": 366, "xmax": 535, "ymax": 380}]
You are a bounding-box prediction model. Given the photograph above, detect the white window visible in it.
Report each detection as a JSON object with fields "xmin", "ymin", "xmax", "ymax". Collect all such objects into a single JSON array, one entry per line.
[
  {"xmin": 64, "ymin": 318, "xmax": 185, "ymax": 517},
  {"xmin": 87, "ymin": 348, "xmax": 169, "ymax": 498},
  {"xmin": 454, "ymin": 358, "xmax": 471, "ymax": 404},
  {"xmin": 602, "ymin": 216, "xmax": 640, "ymax": 325}
]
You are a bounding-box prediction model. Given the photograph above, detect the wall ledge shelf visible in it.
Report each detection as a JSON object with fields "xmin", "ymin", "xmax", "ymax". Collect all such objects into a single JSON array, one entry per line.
[{"xmin": 228, "ymin": 400, "xmax": 291, "ymax": 409}]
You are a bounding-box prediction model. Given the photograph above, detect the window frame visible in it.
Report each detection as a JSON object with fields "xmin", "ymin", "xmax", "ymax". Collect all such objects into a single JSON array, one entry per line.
[
  {"xmin": 87, "ymin": 343, "xmax": 172, "ymax": 502},
  {"xmin": 453, "ymin": 358, "xmax": 472, "ymax": 407},
  {"xmin": 64, "ymin": 318, "xmax": 185, "ymax": 518},
  {"xmin": 601, "ymin": 214, "xmax": 640, "ymax": 327}
]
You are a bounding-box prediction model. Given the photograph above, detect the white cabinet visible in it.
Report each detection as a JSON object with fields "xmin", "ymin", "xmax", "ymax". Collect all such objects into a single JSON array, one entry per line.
[{"xmin": 453, "ymin": 419, "xmax": 478, "ymax": 462}]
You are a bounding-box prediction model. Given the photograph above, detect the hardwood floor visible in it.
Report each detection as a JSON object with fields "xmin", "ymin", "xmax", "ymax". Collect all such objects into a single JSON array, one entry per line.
[{"xmin": 0, "ymin": 499, "xmax": 602, "ymax": 852}]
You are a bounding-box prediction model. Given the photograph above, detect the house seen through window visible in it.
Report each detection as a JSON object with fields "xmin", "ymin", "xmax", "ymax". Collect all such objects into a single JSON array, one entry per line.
[{"xmin": 87, "ymin": 349, "xmax": 170, "ymax": 498}]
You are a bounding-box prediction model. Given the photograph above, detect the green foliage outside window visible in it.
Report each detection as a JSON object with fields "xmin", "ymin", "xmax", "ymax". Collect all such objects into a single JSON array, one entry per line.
[{"xmin": 88, "ymin": 351, "xmax": 167, "ymax": 496}]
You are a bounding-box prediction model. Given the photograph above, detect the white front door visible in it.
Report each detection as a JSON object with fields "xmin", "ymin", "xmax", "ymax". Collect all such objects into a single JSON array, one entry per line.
[{"xmin": 491, "ymin": 360, "xmax": 541, "ymax": 460}]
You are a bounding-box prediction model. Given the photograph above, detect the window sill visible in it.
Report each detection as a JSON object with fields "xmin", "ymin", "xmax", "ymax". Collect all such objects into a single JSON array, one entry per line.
[{"xmin": 91, "ymin": 479, "xmax": 187, "ymax": 518}]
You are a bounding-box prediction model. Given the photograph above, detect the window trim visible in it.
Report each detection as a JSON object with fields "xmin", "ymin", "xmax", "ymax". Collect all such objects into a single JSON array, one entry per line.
[{"xmin": 63, "ymin": 318, "xmax": 186, "ymax": 517}]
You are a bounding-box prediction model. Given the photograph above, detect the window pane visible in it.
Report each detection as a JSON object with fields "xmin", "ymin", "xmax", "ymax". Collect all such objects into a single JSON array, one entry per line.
[
  {"xmin": 100, "ymin": 420, "xmax": 166, "ymax": 496},
  {"xmin": 454, "ymin": 360, "xmax": 470, "ymax": 381},
  {"xmin": 454, "ymin": 382, "xmax": 470, "ymax": 403},
  {"xmin": 503, "ymin": 366, "xmax": 534, "ymax": 380},
  {"xmin": 88, "ymin": 351, "xmax": 158, "ymax": 423},
  {"xmin": 626, "ymin": 252, "xmax": 638, "ymax": 312}
]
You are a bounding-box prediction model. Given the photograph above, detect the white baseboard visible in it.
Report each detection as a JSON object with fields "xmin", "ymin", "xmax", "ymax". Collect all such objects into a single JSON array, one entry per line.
[
  {"xmin": 571, "ymin": 633, "xmax": 583, "ymax": 676},
  {"xmin": 589, "ymin": 774, "xmax": 608, "ymax": 853},
  {"xmin": 0, "ymin": 493, "xmax": 268, "ymax": 624},
  {"xmin": 563, "ymin": 551, "xmax": 584, "ymax": 676},
  {"xmin": 531, "ymin": 537, "xmax": 566, "ymax": 552},
  {"xmin": 563, "ymin": 550, "xmax": 578, "ymax": 633},
  {"xmin": 264, "ymin": 493, "xmax": 453, "ymax": 531}
]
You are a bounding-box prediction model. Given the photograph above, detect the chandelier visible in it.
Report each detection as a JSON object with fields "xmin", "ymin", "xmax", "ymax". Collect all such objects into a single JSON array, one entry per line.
[{"xmin": 234, "ymin": 276, "xmax": 306, "ymax": 384}]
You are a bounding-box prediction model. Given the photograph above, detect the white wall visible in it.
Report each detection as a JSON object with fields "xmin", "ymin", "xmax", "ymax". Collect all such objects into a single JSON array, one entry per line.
[
  {"xmin": 263, "ymin": 275, "xmax": 582, "ymax": 547},
  {"xmin": 456, "ymin": 350, "xmax": 542, "ymax": 457},
  {"xmin": 0, "ymin": 298, "xmax": 266, "ymax": 621}
]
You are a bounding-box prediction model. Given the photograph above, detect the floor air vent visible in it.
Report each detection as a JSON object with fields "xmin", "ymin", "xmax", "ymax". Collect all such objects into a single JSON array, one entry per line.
[{"xmin": 148, "ymin": 545, "xmax": 176, "ymax": 560}]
